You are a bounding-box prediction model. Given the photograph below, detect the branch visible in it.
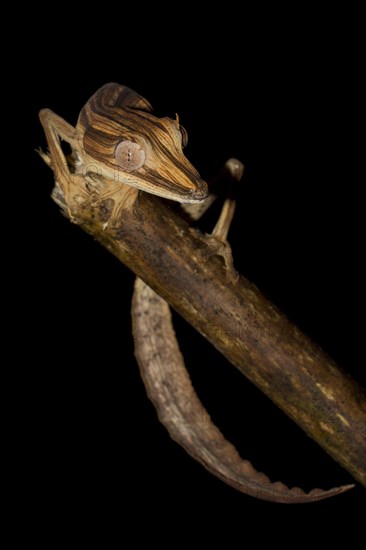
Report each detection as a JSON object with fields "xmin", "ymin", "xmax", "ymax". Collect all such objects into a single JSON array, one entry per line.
[{"xmin": 52, "ymin": 182, "xmax": 366, "ymax": 489}]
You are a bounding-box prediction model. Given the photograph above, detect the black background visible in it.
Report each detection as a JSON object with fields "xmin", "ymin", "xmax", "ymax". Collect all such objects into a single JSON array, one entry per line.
[{"xmin": 20, "ymin": 7, "xmax": 365, "ymax": 544}]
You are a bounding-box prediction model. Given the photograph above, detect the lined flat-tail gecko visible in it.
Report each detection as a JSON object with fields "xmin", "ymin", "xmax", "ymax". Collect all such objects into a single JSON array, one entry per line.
[{"xmin": 39, "ymin": 83, "xmax": 353, "ymax": 502}]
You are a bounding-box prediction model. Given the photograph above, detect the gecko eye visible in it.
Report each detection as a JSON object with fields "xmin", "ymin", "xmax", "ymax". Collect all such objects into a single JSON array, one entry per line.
[
  {"xmin": 115, "ymin": 140, "xmax": 146, "ymax": 172},
  {"xmin": 179, "ymin": 125, "xmax": 188, "ymax": 148}
]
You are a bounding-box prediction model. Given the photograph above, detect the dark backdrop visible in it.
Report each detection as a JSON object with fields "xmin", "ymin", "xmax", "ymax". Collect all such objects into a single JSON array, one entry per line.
[{"xmin": 21, "ymin": 9, "xmax": 365, "ymax": 544}]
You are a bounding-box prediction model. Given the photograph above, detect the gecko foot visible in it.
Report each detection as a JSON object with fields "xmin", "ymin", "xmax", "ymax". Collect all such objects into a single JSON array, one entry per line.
[{"xmin": 204, "ymin": 234, "xmax": 239, "ymax": 284}]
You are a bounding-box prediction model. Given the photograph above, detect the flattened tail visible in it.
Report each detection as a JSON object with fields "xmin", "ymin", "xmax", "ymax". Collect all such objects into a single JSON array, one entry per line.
[
  {"xmin": 236, "ymin": 477, "xmax": 355, "ymax": 504},
  {"xmin": 132, "ymin": 279, "xmax": 356, "ymax": 505}
]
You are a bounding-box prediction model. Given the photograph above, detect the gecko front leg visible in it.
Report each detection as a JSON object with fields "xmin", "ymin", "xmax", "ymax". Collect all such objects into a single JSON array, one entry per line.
[
  {"xmin": 201, "ymin": 158, "xmax": 242, "ymax": 283},
  {"xmin": 131, "ymin": 159, "xmax": 353, "ymax": 503},
  {"xmin": 38, "ymin": 108, "xmax": 93, "ymax": 222}
]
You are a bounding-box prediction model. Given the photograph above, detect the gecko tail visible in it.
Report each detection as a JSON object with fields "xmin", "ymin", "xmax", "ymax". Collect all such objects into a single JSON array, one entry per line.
[{"xmin": 132, "ymin": 278, "xmax": 355, "ymax": 504}]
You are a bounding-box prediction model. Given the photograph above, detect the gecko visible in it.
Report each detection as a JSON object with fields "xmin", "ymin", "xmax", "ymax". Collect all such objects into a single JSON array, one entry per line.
[{"xmin": 39, "ymin": 83, "xmax": 353, "ymax": 502}]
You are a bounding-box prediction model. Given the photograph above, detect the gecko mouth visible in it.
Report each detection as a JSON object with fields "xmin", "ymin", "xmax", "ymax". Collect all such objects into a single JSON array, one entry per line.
[
  {"xmin": 138, "ymin": 167, "xmax": 209, "ymax": 203},
  {"xmin": 186, "ymin": 183, "xmax": 209, "ymax": 202}
]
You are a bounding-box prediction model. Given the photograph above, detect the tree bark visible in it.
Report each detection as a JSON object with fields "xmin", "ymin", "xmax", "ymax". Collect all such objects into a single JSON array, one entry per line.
[{"xmin": 55, "ymin": 187, "xmax": 366, "ymax": 488}]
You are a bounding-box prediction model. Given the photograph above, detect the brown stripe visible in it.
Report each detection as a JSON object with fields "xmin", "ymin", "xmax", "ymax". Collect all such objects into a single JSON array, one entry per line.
[{"xmin": 78, "ymin": 82, "xmax": 207, "ymax": 199}]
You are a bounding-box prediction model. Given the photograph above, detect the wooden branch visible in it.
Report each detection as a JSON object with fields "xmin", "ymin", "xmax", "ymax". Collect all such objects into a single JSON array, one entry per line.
[{"xmin": 53, "ymin": 185, "xmax": 366, "ymax": 489}]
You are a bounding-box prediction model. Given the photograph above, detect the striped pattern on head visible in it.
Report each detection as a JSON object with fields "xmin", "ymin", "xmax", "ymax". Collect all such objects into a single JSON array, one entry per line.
[{"xmin": 77, "ymin": 83, "xmax": 208, "ymax": 203}]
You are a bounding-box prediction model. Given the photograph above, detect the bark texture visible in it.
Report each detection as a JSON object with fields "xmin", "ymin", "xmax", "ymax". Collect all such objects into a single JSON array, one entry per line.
[{"xmin": 55, "ymin": 188, "xmax": 366, "ymax": 488}]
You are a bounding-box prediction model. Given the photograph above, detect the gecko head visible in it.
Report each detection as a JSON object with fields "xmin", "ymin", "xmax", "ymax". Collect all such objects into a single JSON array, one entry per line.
[
  {"xmin": 80, "ymin": 86, "xmax": 209, "ymax": 204},
  {"xmin": 114, "ymin": 113, "xmax": 209, "ymax": 203}
]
